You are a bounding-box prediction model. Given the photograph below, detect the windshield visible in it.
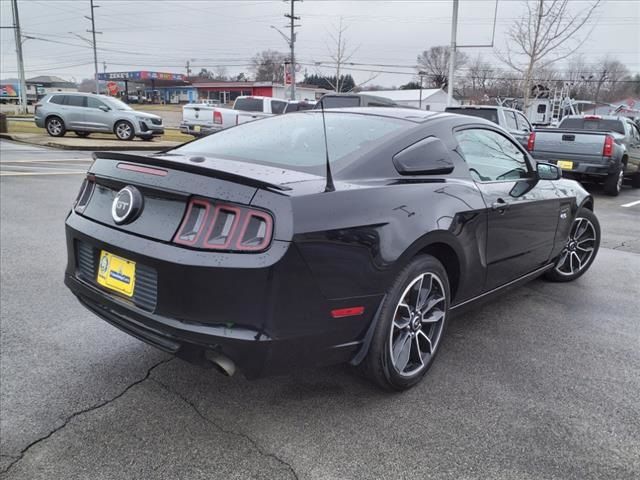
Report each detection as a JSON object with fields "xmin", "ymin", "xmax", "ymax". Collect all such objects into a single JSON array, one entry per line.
[
  {"xmin": 173, "ymin": 112, "xmax": 408, "ymax": 175},
  {"xmin": 447, "ymin": 108, "xmax": 499, "ymax": 124},
  {"xmin": 104, "ymin": 97, "xmax": 133, "ymax": 111},
  {"xmin": 559, "ymin": 118, "xmax": 625, "ymax": 134}
]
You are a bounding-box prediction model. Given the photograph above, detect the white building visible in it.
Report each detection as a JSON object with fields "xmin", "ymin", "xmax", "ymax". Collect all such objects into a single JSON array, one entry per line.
[{"xmin": 366, "ymin": 88, "xmax": 459, "ymax": 111}]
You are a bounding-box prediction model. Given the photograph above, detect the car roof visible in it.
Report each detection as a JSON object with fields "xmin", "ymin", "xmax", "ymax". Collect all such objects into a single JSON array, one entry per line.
[
  {"xmin": 447, "ymin": 105, "xmax": 505, "ymax": 111},
  {"xmin": 562, "ymin": 115, "xmax": 625, "ymax": 121},
  {"xmin": 312, "ymin": 107, "xmax": 447, "ymax": 123}
]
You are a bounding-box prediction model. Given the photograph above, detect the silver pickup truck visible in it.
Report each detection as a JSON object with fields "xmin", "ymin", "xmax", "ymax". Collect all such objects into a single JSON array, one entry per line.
[{"xmin": 529, "ymin": 115, "xmax": 640, "ymax": 196}]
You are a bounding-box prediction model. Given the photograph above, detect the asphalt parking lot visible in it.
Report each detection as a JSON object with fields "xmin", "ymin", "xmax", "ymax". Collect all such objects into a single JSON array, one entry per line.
[{"xmin": 1, "ymin": 139, "xmax": 639, "ymax": 480}]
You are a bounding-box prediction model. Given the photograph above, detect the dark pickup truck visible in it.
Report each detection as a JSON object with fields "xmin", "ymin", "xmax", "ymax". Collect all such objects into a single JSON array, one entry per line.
[{"xmin": 529, "ymin": 115, "xmax": 640, "ymax": 196}]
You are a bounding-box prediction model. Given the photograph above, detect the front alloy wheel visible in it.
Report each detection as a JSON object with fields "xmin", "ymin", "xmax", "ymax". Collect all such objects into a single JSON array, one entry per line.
[
  {"xmin": 546, "ymin": 208, "xmax": 600, "ymax": 282},
  {"xmin": 115, "ymin": 121, "xmax": 134, "ymax": 141}
]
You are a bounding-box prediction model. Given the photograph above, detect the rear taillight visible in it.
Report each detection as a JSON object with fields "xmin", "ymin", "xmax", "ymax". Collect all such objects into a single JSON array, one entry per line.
[
  {"xmin": 213, "ymin": 111, "xmax": 222, "ymax": 124},
  {"xmin": 174, "ymin": 198, "xmax": 273, "ymax": 252},
  {"xmin": 527, "ymin": 132, "xmax": 536, "ymax": 152},
  {"xmin": 74, "ymin": 175, "xmax": 95, "ymax": 214},
  {"xmin": 603, "ymin": 135, "xmax": 614, "ymax": 157}
]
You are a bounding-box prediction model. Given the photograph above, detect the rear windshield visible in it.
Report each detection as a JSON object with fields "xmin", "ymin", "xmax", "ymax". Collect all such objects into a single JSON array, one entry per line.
[
  {"xmin": 559, "ymin": 118, "xmax": 625, "ymax": 134},
  {"xmin": 447, "ymin": 108, "xmax": 499, "ymax": 124},
  {"xmin": 234, "ymin": 98, "xmax": 263, "ymax": 112},
  {"xmin": 320, "ymin": 96, "xmax": 361, "ymax": 109},
  {"xmin": 173, "ymin": 112, "xmax": 407, "ymax": 175}
]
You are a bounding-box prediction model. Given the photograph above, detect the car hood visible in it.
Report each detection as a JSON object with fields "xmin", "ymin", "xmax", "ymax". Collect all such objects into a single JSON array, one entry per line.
[{"xmin": 133, "ymin": 111, "xmax": 162, "ymax": 120}]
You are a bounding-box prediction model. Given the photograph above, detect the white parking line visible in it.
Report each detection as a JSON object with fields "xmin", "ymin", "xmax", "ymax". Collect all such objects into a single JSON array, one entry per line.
[
  {"xmin": 621, "ymin": 200, "xmax": 640, "ymax": 208},
  {"xmin": 0, "ymin": 171, "xmax": 85, "ymax": 176}
]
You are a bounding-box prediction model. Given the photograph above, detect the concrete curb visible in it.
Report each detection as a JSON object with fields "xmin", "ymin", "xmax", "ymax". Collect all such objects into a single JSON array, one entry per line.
[{"xmin": 0, "ymin": 133, "xmax": 180, "ymax": 151}]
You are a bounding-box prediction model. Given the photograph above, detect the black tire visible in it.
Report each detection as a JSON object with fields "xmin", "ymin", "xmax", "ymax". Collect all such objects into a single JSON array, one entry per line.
[
  {"xmin": 141, "ymin": 136, "xmax": 153, "ymax": 142},
  {"xmin": 114, "ymin": 120, "xmax": 135, "ymax": 141},
  {"xmin": 603, "ymin": 163, "xmax": 624, "ymax": 196},
  {"xmin": 545, "ymin": 208, "xmax": 600, "ymax": 283},
  {"xmin": 45, "ymin": 116, "xmax": 66, "ymax": 137},
  {"xmin": 631, "ymin": 172, "xmax": 640, "ymax": 189},
  {"xmin": 361, "ymin": 255, "xmax": 450, "ymax": 391},
  {"xmin": 74, "ymin": 131, "xmax": 90, "ymax": 138}
]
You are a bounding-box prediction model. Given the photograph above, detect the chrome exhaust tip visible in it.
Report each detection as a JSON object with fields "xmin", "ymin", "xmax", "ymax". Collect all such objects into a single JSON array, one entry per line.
[{"xmin": 205, "ymin": 350, "xmax": 236, "ymax": 377}]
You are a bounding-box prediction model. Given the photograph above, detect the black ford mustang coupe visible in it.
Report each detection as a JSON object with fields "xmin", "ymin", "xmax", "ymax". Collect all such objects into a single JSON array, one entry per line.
[{"xmin": 64, "ymin": 108, "xmax": 600, "ymax": 390}]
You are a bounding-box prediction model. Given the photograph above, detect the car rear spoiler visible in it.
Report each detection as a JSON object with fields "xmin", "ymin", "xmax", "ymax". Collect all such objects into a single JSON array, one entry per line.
[{"xmin": 92, "ymin": 152, "xmax": 292, "ymax": 192}]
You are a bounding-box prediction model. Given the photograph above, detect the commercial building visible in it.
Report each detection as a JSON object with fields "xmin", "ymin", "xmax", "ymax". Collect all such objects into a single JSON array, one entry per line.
[{"xmin": 366, "ymin": 88, "xmax": 459, "ymax": 111}]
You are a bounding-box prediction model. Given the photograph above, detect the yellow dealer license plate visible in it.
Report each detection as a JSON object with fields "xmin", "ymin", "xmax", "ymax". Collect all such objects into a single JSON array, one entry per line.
[
  {"xmin": 557, "ymin": 160, "xmax": 574, "ymax": 170},
  {"xmin": 97, "ymin": 250, "xmax": 136, "ymax": 297},
  {"xmin": 194, "ymin": 125, "xmax": 201, "ymax": 133}
]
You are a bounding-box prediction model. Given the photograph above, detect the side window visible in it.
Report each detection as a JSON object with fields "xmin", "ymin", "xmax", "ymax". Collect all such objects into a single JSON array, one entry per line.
[
  {"xmin": 87, "ymin": 97, "xmax": 107, "ymax": 109},
  {"xmin": 49, "ymin": 95, "xmax": 64, "ymax": 105},
  {"xmin": 503, "ymin": 110, "xmax": 518, "ymax": 130},
  {"xmin": 64, "ymin": 96, "xmax": 86, "ymax": 107},
  {"xmin": 455, "ymin": 129, "xmax": 530, "ymax": 182},
  {"xmin": 537, "ymin": 104, "xmax": 547, "ymax": 114},
  {"xmin": 516, "ymin": 112, "xmax": 531, "ymax": 131},
  {"xmin": 271, "ymin": 101, "xmax": 286, "ymax": 114},
  {"xmin": 630, "ymin": 123, "xmax": 640, "ymax": 143}
]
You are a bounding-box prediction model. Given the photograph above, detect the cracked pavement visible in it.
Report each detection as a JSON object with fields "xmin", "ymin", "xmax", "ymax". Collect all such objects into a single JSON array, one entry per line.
[{"xmin": 1, "ymin": 141, "xmax": 639, "ymax": 479}]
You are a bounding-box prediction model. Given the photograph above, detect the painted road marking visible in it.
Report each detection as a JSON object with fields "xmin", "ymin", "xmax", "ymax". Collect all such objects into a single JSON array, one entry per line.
[
  {"xmin": 621, "ymin": 200, "xmax": 640, "ymax": 208},
  {"xmin": 0, "ymin": 159, "xmax": 91, "ymax": 163},
  {"xmin": 0, "ymin": 171, "xmax": 85, "ymax": 176}
]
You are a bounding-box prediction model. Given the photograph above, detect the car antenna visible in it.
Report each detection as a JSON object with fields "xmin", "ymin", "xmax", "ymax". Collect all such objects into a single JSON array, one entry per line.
[{"xmin": 320, "ymin": 99, "xmax": 335, "ymax": 193}]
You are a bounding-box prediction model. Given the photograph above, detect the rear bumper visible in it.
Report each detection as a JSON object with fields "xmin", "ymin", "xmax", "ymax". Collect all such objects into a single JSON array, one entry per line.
[
  {"xmin": 534, "ymin": 156, "xmax": 617, "ymax": 177},
  {"xmin": 64, "ymin": 212, "xmax": 381, "ymax": 378},
  {"xmin": 179, "ymin": 122, "xmax": 221, "ymax": 137}
]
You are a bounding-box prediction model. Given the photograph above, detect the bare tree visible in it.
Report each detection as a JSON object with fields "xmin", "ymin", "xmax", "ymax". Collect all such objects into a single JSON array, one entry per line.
[
  {"xmin": 592, "ymin": 57, "xmax": 628, "ymax": 103},
  {"xmin": 416, "ymin": 46, "xmax": 468, "ymax": 89},
  {"xmin": 464, "ymin": 55, "xmax": 496, "ymax": 101},
  {"xmin": 498, "ymin": 0, "xmax": 600, "ymax": 110},
  {"xmin": 251, "ymin": 50, "xmax": 286, "ymax": 83},
  {"xmin": 323, "ymin": 17, "xmax": 358, "ymax": 92}
]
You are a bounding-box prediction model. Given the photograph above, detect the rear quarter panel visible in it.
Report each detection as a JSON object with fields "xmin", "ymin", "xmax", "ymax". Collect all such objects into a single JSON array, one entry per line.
[{"xmin": 289, "ymin": 179, "xmax": 488, "ymax": 305}]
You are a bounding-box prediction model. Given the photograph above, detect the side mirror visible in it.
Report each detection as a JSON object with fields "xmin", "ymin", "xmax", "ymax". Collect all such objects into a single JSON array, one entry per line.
[
  {"xmin": 98, "ymin": 105, "xmax": 110, "ymax": 112},
  {"xmin": 537, "ymin": 162, "xmax": 562, "ymax": 180},
  {"xmin": 393, "ymin": 137, "xmax": 454, "ymax": 175}
]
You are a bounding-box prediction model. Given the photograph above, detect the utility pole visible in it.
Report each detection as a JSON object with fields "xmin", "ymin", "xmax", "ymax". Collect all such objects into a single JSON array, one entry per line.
[
  {"xmin": 87, "ymin": 0, "xmax": 100, "ymax": 94},
  {"xmin": 11, "ymin": 0, "xmax": 28, "ymax": 114},
  {"xmin": 284, "ymin": 0, "xmax": 301, "ymax": 100},
  {"xmin": 186, "ymin": 60, "xmax": 191, "ymax": 78},
  {"xmin": 447, "ymin": 0, "xmax": 459, "ymax": 107}
]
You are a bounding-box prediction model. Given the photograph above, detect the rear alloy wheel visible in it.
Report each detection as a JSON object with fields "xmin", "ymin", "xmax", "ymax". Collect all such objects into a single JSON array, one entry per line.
[
  {"xmin": 362, "ymin": 255, "xmax": 449, "ymax": 391},
  {"xmin": 603, "ymin": 164, "xmax": 624, "ymax": 196},
  {"xmin": 545, "ymin": 208, "xmax": 600, "ymax": 282},
  {"xmin": 114, "ymin": 121, "xmax": 135, "ymax": 141},
  {"xmin": 45, "ymin": 116, "xmax": 66, "ymax": 137}
]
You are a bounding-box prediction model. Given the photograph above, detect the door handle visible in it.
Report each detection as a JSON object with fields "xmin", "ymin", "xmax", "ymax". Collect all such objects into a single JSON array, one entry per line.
[{"xmin": 491, "ymin": 198, "xmax": 511, "ymax": 212}]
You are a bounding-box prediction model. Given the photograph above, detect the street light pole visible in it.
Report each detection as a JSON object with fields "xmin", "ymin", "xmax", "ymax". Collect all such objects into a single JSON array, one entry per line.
[
  {"xmin": 88, "ymin": 0, "xmax": 99, "ymax": 94},
  {"xmin": 447, "ymin": 0, "xmax": 459, "ymax": 107},
  {"xmin": 11, "ymin": 0, "xmax": 28, "ymax": 114},
  {"xmin": 284, "ymin": 0, "xmax": 300, "ymax": 100}
]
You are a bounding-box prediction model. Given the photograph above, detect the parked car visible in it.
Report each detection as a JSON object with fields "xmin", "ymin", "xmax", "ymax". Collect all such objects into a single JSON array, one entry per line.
[
  {"xmin": 528, "ymin": 115, "xmax": 640, "ymax": 195},
  {"xmin": 445, "ymin": 105, "xmax": 533, "ymax": 148},
  {"xmin": 64, "ymin": 107, "xmax": 599, "ymax": 391},
  {"xmin": 180, "ymin": 96, "xmax": 289, "ymax": 137},
  {"xmin": 315, "ymin": 93, "xmax": 398, "ymax": 109},
  {"xmin": 34, "ymin": 92, "xmax": 164, "ymax": 141}
]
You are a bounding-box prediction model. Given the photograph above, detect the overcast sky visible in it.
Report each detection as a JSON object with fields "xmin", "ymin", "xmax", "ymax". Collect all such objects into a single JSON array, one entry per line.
[{"xmin": 1, "ymin": 0, "xmax": 638, "ymax": 87}]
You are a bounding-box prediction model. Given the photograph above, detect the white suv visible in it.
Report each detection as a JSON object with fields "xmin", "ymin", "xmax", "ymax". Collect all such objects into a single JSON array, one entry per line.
[{"xmin": 34, "ymin": 92, "xmax": 164, "ymax": 141}]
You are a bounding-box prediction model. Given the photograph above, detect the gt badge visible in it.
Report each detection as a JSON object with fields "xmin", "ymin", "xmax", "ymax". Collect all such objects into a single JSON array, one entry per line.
[{"xmin": 112, "ymin": 186, "xmax": 143, "ymax": 225}]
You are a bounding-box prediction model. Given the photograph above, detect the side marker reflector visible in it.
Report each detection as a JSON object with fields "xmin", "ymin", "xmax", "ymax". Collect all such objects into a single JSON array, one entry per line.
[{"xmin": 331, "ymin": 306, "xmax": 365, "ymax": 318}]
